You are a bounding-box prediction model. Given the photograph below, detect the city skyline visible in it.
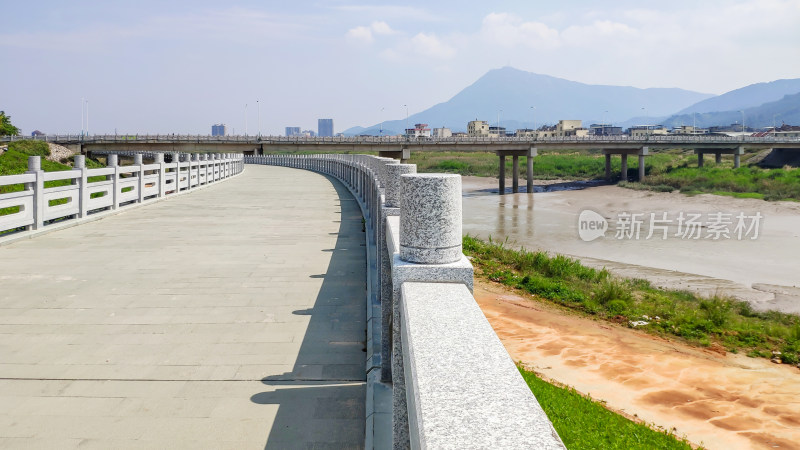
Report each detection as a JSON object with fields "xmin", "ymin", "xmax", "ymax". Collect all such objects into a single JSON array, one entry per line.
[{"xmin": 1, "ymin": 0, "xmax": 798, "ymax": 135}]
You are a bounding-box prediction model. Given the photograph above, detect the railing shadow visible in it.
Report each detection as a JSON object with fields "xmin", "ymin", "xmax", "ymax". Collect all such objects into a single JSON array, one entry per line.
[{"xmin": 249, "ymin": 174, "xmax": 367, "ymax": 449}]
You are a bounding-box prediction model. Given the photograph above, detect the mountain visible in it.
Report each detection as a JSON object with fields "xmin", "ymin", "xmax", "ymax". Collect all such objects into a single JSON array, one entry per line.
[
  {"xmin": 343, "ymin": 67, "xmax": 713, "ymax": 135},
  {"xmin": 676, "ymin": 79, "xmax": 800, "ymax": 115},
  {"xmin": 662, "ymin": 92, "xmax": 800, "ymax": 129}
]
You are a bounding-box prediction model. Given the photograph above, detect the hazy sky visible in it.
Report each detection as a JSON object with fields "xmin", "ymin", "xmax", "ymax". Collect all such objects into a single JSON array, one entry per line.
[{"xmin": 2, "ymin": 0, "xmax": 798, "ymax": 135}]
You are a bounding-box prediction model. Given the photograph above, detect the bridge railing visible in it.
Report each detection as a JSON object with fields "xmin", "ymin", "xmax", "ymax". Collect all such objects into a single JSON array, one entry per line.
[
  {"xmin": 244, "ymin": 153, "xmax": 565, "ymax": 449},
  {"xmin": 0, "ymin": 153, "xmax": 244, "ymax": 238},
  {"xmin": 3, "ymin": 133, "xmax": 799, "ymax": 146}
]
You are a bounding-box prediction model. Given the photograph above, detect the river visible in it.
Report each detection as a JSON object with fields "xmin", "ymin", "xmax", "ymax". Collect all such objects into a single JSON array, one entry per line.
[{"xmin": 460, "ymin": 177, "xmax": 800, "ymax": 313}]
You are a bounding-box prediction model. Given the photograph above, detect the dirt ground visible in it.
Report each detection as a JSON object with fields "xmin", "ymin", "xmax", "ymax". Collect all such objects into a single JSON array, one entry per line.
[{"xmin": 474, "ymin": 279, "xmax": 800, "ymax": 449}]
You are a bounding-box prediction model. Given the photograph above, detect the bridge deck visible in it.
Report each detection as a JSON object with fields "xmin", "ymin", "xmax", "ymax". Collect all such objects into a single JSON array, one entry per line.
[{"xmin": 0, "ymin": 165, "xmax": 366, "ymax": 448}]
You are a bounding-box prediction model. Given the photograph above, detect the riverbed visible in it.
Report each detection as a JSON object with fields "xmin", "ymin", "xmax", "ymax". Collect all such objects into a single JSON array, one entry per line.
[{"xmin": 461, "ymin": 177, "xmax": 800, "ymax": 313}]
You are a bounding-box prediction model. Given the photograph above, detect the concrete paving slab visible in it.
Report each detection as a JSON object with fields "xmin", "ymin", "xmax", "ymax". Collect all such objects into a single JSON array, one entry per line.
[{"xmin": 0, "ymin": 165, "xmax": 366, "ymax": 448}]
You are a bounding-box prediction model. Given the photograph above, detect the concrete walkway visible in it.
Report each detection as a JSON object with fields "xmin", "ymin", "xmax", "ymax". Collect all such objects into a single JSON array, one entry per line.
[{"xmin": 0, "ymin": 165, "xmax": 366, "ymax": 449}]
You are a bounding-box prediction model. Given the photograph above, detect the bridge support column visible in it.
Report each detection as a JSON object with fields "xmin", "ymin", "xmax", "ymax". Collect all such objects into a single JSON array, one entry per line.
[
  {"xmin": 638, "ymin": 146, "xmax": 648, "ymax": 181},
  {"xmin": 735, "ymin": 146, "xmax": 743, "ymax": 168},
  {"xmin": 605, "ymin": 154, "xmax": 612, "ymax": 180},
  {"xmin": 620, "ymin": 154, "xmax": 628, "ymax": 181},
  {"xmin": 698, "ymin": 152, "xmax": 704, "ymax": 168},
  {"xmin": 715, "ymin": 152, "xmax": 722, "ymax": 164},
  {"xmin": 639, "ymin": 154, "xmax": 646, "ymax": 181},
  {"xmin": 526, "ymin": 147, "xmax": 536, "ymax": 193},
  {"xmin": 498, "ymin": 154, "xmax": 506, "ymax": 195},
  {"xmin": 512, "ymin": 156, "xmax": 519, "ymax": 193}
]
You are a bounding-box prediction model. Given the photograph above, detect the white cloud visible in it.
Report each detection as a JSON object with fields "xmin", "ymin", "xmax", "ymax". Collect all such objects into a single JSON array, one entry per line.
[
  {"xmin": 345, "ymin": 21, "xmax": 397, "ymax": 44},
  {"xmin": 411, "ymin": 33, "xmax": 456, "ymax": 59},
  {"xmin": 345, "ymin": 25, "xmax": 374, "ymax": 44},
  {"xmin": 480, "ymin": 13, "xmax": 560, "ymax": 49}
]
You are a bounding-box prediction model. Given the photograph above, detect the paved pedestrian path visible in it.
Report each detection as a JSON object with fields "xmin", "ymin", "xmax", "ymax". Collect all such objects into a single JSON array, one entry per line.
[{"xmin": 0, "ymin": 165, "xmax": 366, "ymax": 449}]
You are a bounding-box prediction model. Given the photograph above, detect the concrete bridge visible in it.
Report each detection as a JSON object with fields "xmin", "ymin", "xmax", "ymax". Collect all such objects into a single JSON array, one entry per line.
[
  {"xmin": 0, "ymin": 152, "xmax": 564, "ymax": 448},
  {"xmin": 7, "ymin": 133, "xmax": 800, "ymax": 195}
]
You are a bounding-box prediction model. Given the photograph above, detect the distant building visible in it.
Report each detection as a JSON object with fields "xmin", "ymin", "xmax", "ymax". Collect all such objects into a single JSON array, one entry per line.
[
  {"xmin": 589, "ymin": 123, "xmax": 623, "ymax": 136},
  {"xmin": 432, "ymin": 127, "xmax": 452, "ymax": 138},
  {"xmin": 467, "ymin": 120, "xmax": 490, "ymax": 137},
  {"xmin": 31, "ymin": 130, "xmax": 44, "ymax": 136},
  {"xmin": 286, "ymin": 127, "xmax": 300, "ymax": 137},
  {"xmin": 515, "ymin": 128, "xmax": 537, "ymax": 138},
  {"xmin": 211, "ymin": 124, "xmax": 227, "ymax": 136},
  {"xmin": 451, "ymin": 132, "xmax": 469, "ymax": 137},
  {"xmin": 404, "ymin": 123, "xmax": 431, "ymax": 139},
  {"xmin": 488, "ymin": 126, "xmax": 507, "ymax": 137},
  {"xmin": 628, "ymin": 125, "xmax": 669, "ymax": 137},
  {"xmin": 318, "ymin": 119, "xmax": 334, "ymax": 137},
  {"xmin": 670, "ymin": 125, "xmax": 707, "ymax": 135},
  {"xmin": 538, "ymin": 120, "xmax": 588, "ymax": 138},
  {"xmin": 301, "ymin": 129, "xmax": 316, "ymax": 137}
]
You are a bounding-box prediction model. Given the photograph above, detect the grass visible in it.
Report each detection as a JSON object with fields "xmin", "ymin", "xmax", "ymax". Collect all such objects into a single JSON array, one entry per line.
[
  {"xmin": 464, "ymin": 235, "xmax": 800, "ymax": 364},
  {"xmin": 629, "ymin": 166, "xmax": 800, "ymax": 201},
  {"xmin": 410, "ymin": 148, "xmax": 800, "ymax": 201},
  {"xmin": 519, "ymin": 366, "xmax": 695, "ymax": 449}
]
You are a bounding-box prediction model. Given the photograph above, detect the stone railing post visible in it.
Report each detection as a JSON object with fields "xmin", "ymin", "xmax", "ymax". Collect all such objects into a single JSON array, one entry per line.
[
  {"xmin": 74, "ymin": 155, "xmax": 88, "ymax": 218},
  {"xmin": 155, "ymin": 153, "xmax": 165, "ymax": 197},
  {"xmin": 108, "ymin": 154, "xmax": 120, "ymax": 209},
  {"xmin": 171, "ymin": 152, "xmax": 180, "ymax": 192},
  {"xmin": 381, "ymin": 163, "xmax": 416, "ymax": 382},
  {"xmin": 25, "ymin": 156, "xmax": 44, "ymax": 230},
  {"xmin": 399, "ymin": 174, "xmax": 462, "ymax": 264},
  {"xmin": 134, "ymin": 154, "xmax": 145, "ymax": 202},
  {"xmin": 393, "ymin": 173, "xmax": 464, "ymax": 447}
]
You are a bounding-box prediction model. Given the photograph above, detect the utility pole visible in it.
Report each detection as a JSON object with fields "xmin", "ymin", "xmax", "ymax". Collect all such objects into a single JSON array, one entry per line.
[
  {"xmin": 257, "ymin": 100, "xmax": 261, "ymax": 137},
  {"xmin": 245, "ymin": 104, "xmax": 248, "ymax": 136}
]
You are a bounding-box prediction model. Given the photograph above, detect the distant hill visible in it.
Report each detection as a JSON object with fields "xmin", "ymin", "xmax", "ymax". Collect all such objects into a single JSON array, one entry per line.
[
  {"xmin": 676, "ymin": 79, "xmax": 800, "ymax": 115},
  {"xmin": 663, "ymin": 92, "xmax": 800, "ymax": 129},
  {"xmin": 342, "ymin": 67, "xmax": 713, "ymax": 135}
]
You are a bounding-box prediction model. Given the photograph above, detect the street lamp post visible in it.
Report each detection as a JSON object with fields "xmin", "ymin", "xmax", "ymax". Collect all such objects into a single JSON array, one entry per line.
[
  {"xmin": 404, "ymin": 104, "xmax": 409, "ymax": 137},
  {"xmin": 81, "ymin": 98, "xmax": 85, "ymax": 137},
  {"xmin": 740, "ymin": 110, "xmax": 745, "ymax": 137},
  {"xmin": 602, "ymin": 110, "xmax": 608, "ymax": 136},
  {"xmin": 774, "ymin": 113, "xmax": 780, "ymax": 137},
  {"xmin": 380, "ymin": 107, "xmax": 385, "ymax": 137},
  {"xmin": 257, "ymin": 100, "xmax": 261, "ymax": 137},
  {"xmin": 530, "ymin": 106, "xmax": 536, "ymax": 134},
  {"xmin": 244, "ymin": 104, "xmax": 248, "ymax": 136}
]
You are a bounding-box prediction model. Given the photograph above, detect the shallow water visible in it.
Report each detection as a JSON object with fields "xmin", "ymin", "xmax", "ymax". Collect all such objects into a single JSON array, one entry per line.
[{"xmin": 461, "ymin": 184, "xmax": 800, "ymax": 312}]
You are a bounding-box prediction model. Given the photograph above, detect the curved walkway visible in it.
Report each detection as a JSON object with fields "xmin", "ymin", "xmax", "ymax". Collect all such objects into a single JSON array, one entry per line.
[{"xmin": 0, "ymin": 165, "xmax": 366, "ymax": 449}]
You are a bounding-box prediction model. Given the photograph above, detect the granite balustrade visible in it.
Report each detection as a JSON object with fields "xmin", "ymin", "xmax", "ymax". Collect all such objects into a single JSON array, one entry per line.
[
  {"xmin": 0, "ymin": 153, "xmax": 244, "ymax": 240},
  {"xmin": 245, "ymin": 153, "xmax": 565, "ymax": 450}
]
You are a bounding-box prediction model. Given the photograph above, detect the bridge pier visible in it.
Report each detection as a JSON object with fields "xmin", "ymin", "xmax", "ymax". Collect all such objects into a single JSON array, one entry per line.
[
  {"xmin": 694, "ymin": 146, "xmax": 745, "ymax": 169},
  {"xmin": 512, "ymin": 156, "xmax": 519, "ymax": 193},
  {"xmin": 497, "ymin": 146, "xmax": 536, "ymax": 195},
  {"xmin": 602, "ymin": 146, "xmax": 648, "ymax": 182},
  {"xmin": 620, "ymin": 154, "xmax": 628, "ymax": 181},
  {"xmin": 498, "ymin": 154, "xmax": 506, "ymax": 194}
]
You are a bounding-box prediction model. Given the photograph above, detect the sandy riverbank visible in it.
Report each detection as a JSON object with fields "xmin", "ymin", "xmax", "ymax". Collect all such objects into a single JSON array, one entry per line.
[
  {"xmin": 475, "ymin": 279, "xmax": 800, "ymax": 449},
  {"xmin": 460, "ymin": 176, "xmax": 800, "ymax": 313}
]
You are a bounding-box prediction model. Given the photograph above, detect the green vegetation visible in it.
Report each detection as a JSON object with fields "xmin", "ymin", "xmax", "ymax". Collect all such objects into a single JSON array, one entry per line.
[
  {"xmin": 519, "ymin": 366, "xmax": 695, "ymax": 449},
  {"xmin": 464, "ymin": 235, "xmax": 800, "ymax": 364},
  {"xmin": 410, "ymin": 150, "xmax": 694, "ymax": 180},
  {"xmin": 0, "ymin": 111, "xmax": 21, "ymax": 136},
  {"xmin": 411, "ymin": 148, "xmax": 800, "ymax": 201},
  {"xmin": 1, "ymin": 141, "xmax": 104, "ymax": 222},
  {"xmin": 628, "ymin": 166, "xmax": 800, "ymax": 201}
]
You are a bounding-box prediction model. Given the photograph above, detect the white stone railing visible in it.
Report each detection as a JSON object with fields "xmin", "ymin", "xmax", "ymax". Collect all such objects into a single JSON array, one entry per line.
[
  {"xmin": 245, "ymin": 154, "xmax": 564, "ymax": 450},
  {"xmin": 0, "ymin": 153, "xmax": 244, "ymax": 239}
]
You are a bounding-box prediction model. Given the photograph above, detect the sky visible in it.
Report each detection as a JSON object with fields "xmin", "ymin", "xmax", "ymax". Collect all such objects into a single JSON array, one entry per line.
[{"xmin": 1, "ymin": 0, "xmax": 799, "ymax": 135}]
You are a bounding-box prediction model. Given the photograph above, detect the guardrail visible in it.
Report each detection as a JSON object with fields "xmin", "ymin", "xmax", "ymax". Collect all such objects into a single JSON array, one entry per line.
[
  {"xmin": 244, "ymin": 153, "xmax": 565, "ymax": 449},
  {"xmin": 0, "ymin": 153, "xmax": 244, "ymax": 239},
  {"xmin": 3, "ymin": 133, "xmax": 800, "ymax": 146}
]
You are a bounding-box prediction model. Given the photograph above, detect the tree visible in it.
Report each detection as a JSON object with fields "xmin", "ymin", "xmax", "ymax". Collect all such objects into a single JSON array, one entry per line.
[{"xmin": 0, "ymin": 111, "xmax": 21, "ymax": 136}]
